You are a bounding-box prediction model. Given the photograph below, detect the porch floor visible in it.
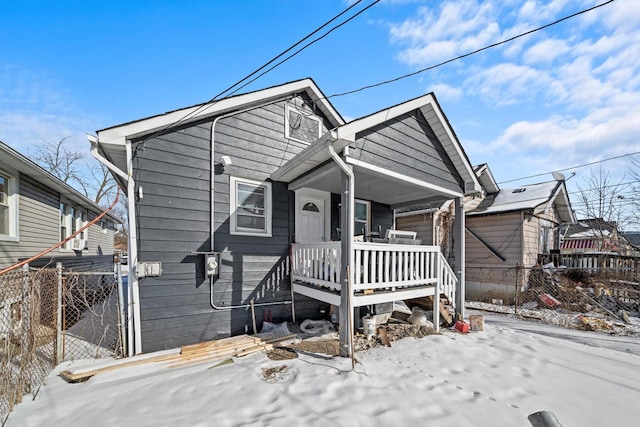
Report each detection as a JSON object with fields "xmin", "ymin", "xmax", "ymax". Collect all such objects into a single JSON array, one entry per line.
[{"xmin": 292, "ymin": 279, "xmax": 440, "ymax": 307}]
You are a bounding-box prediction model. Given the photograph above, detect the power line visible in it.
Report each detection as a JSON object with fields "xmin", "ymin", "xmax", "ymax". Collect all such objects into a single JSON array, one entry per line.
[
  {"xmin": 326, "ymin": 0, "xmax": 616, "ymax": 99},
  {"xmin": 207, "ymin": 0, "xmax": 382, "ymax": 105},
  {"xmin": 498, "ymin": 150, "xmax": 640, "ymax": 184},
  {"xmin": 135, "ymin": 0, "xmax": 379, "ymax": 145}
]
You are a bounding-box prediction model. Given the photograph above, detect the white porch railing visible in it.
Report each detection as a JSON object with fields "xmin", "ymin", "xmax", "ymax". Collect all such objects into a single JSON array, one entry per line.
[{"xmin": 291, "ymin": 241, "xmax": 457, "ymax": 307}]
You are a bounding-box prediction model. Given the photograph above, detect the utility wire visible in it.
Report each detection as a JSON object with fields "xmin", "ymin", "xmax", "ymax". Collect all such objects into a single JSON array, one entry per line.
[
  {"xmin": 134, "ymin": 0, "xmax": 378, "ymax": 145},
  {"xmin": 326, "ymin": 0, "xmax": 615, "ymax": 99},
  {"xmin": 201, "ymin": 0, "xmax": 381, "ymax": 108},
  {"xmin": 498, "ymin": 150, "xmax": 640, "ymax": 184}
]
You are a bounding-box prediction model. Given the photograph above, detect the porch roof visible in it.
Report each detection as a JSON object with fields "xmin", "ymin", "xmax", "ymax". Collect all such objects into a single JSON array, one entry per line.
[{"xmin": 271, "ymin": 93, "xmax": 480, "ymax": 208}]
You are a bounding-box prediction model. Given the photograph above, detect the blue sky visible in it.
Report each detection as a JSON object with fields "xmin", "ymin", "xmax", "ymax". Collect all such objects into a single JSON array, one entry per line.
[{"xmin": 1, "ymin": 0, "xmax": 639, "ymax": 222}]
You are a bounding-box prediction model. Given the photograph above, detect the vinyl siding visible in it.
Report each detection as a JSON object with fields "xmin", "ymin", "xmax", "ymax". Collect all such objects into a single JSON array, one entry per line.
[
  {"xmin": 352, "ymin": 109, "xmax": 463, "ymax": 195},
  {"xmin": 396, "ymin": 213, "xmax": 435, "ymax": 244},
  {"xmin": 0, "ymin": 173, "xmax": 116, "ymax": 271},
  {"xmin": 465, "ymin": 213, "xmax": 523, "ymax": 267},
  {"xmin": 134, "ymin": 97, "xmax": 333, "ymax": 352},
  {"xmin": 522, "ymin": 206, "xmax": 561, "ymax": 268}
]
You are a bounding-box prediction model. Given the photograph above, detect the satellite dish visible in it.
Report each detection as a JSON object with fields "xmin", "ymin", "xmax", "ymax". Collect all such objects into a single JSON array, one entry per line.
[{"xmin": 552, "ymin": 172, "xmax": 565, "ymax": 181}]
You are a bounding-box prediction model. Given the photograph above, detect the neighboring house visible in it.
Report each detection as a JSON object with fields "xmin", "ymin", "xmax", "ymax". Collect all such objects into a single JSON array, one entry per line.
[
  {"xmin": 621, "ymin": 231, "xmax": 640, "ymax": 257},
  {"xmin": 397, "ymin": 163, "xmax": 576, "ymax": 295},
  {"xmin": 561, "ymin": 218, "xmax": 622, "ymax": 254},
  {"xmin": 90, "ymin": 78, "xmax": 481, "ymax": 355},
  {"xmin": 395, "ymin": 163, "xmax": 500, "ymax": 263},
  {"xmin": 0, "ymin": 141, "xmax": 119, "ymax": 271}
]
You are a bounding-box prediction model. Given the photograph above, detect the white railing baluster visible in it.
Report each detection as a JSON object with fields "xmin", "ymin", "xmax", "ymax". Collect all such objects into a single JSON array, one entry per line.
[
  {"xmin": 291, "ymin": 242, "xmax": 457, "ymax": 310},
  {"xmin": 363, "ymin": 249, "xmax": 369, "ymax": 286}
]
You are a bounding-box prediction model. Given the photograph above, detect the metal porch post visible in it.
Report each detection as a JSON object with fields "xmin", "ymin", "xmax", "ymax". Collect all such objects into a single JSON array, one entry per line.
[
  {"xmin": 454, "ymin": 197, "xmax": 465, "ymax": 320},
  {"xmin": 339, "ymin": 165, "xmax": 354, "ymax": 357}
]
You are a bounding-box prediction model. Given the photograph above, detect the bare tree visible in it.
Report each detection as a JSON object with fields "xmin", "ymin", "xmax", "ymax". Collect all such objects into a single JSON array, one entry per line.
[
  {"xmin": 575, "ymin": 165, "xmax": 631, "ymax": 230},
  {"xmin": 34, "ymin": 136, "xmax": 84, "ymax": 184},
  {"xmin": 33, "ymin": 137, "xmax": 118, "ymax": 207},
  {"xmin": 627, "ymin": 156, "xmax": 640, "ymax": 229}
]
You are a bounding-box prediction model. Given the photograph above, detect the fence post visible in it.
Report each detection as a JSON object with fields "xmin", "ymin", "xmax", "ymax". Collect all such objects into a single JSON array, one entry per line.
[
  {"xmin": 116, "ymin": 261, "xmax": 127, "ymax": 357},
  {"xmin": 56, "ymin": 262, "xmax": 63, "ymax": 365},
  {"xmin": 515, "ymin": 263, "xmax": 520, "ymax": 316},
  {"xmin": 20, "ymin": 264, "xmax": 32, "ymax": 376}
]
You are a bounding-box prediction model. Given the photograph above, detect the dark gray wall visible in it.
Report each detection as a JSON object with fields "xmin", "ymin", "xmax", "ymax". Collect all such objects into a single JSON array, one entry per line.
[
  {"xmin": 330, "ymin": 193, "xmax": 394, "ymax": 241},
  {"xmin": 353, "ymin": 109, "xmax": 464, "ymax": 194},
  {"xmin": 133, "ymin": 96, "xmax": 333, "ymax": 352}
]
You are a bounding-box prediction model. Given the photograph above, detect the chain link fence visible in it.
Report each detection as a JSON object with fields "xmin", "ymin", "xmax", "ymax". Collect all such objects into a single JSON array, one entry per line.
[
  {"xmin": 466, "ymin": 264, "xmax": 640, "ymax": 334},
  {"xmin": 0, "ymin": 264, "xmax": 124, "ymax": 422}
]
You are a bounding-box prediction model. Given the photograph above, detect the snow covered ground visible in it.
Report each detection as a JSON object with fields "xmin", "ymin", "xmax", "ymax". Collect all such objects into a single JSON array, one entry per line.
[{"xmin": 7, "ymin": 311, "xmax": 640, "ymax": 427}]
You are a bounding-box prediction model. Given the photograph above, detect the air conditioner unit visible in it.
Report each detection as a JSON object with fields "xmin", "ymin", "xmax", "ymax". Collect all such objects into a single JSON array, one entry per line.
[{"xmin": 71, "ymin": 239, "xmax": 88, "ymax": 251}]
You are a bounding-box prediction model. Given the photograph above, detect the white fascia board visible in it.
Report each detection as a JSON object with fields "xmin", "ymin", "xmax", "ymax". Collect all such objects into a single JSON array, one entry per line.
[
  {"xmin": 336, "ymin": 93, "xmax": 440, "ymax": 143},
  {"xmin": 395, "ymin": 208, "xmax": 438, "ymax": 218},
  {"xmin": 550, "ymin": 183, "xmax": 577, "ymax": 224},
  {"xmin": 271, "ymin": 130, "xmax": 356, "ymax": 183},
  {"xmin": 419, "ymin": 104, "xmax": 481, "ymax": 195},
  {"xmin": 97, "ymin": 79, "xmax": 343, "ymax": 144},
  {"xmin": 345, "ymin": 157, "xmax": 464, "ymax": 199}
]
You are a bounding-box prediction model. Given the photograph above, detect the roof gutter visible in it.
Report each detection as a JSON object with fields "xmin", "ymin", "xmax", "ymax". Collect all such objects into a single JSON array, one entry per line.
[{"xmin": 88, "ymin": 134, "xmax": 141, "ymax": 357}]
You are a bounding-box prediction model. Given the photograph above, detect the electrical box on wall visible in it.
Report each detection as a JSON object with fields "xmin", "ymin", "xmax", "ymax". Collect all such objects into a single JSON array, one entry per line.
[
  {"xmin": 206, "ymin": 253, "xmax": 220, "ymax": 277},
  {"xmin": 137, "ymin": 262, "xmax": 162, "ymax": 278}
]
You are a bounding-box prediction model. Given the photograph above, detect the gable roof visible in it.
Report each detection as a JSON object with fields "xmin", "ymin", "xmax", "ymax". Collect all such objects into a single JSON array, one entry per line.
[
  {"xmin": 0, "ymin": 141, "xmax": 120, "ymax": 222},
  {"xmin": 468, "ymin": 180, "xmax": 575, "ymax": 223},
  {"xmin": 271, "ymin": 92, "xmax": 481, "ymax": 196},
  {"xmin": 474, "ymin": 163, "xmax": 499, "ymax": 194},
  {"xmin": 93, "ymin": 78, "xmax": 345, "ymax": 175},
  {"xmin": 564, "ymin": 218, "xmax": 618, "ymax": 239}
]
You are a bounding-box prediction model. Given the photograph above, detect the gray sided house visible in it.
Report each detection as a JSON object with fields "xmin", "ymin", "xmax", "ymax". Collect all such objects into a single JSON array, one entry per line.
[
  {"xmin": 0, "ymin": 141, "xmax": 119, "ymax": 271},
  {"xmin": 91, "ymin": 78, "xmax": 480, "ymax": 355}
]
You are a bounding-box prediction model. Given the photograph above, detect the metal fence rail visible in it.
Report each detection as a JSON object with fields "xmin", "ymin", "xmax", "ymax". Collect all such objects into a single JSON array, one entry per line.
[
  {"xmin": 0, "ymin": 263, "xmax": 124, "ymax": 422},
  {"xmin": 467, "ymin": 265, "xmax": 639, "ymax": 331}
]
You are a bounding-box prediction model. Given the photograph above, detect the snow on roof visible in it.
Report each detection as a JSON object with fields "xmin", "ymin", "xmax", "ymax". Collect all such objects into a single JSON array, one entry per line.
[
  {"xmin": 567, "ymin": 229, "xmax": 611, "ymax": 239},
  {"xmin": 468, "ymin": 181, "xmax": 560, "ymax": 216}
]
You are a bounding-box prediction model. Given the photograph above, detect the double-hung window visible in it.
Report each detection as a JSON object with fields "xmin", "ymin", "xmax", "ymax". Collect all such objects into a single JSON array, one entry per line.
[
  {"xmin": 0, "ymin": 172, "xmax": 17, "ymax": 240},
  {"xmin": 230, "ymin": 176, "xmax": 272, "ymax": 237}
]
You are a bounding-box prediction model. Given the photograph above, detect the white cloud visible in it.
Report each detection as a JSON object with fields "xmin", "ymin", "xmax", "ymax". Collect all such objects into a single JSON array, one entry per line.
[
  {"xmin": 390, "ymin": 0, "xmax": 500, "ymax": 66},
  {"xmin": 465, "ymin": 63, "xmax": 551, "ymax": 106},
  {"xmin": 492, "ymin": 99, "xmax": 640, "ymax": 156},
  {"xmin": 430, "ymin": 83, "xmax": 463, "ymax": 101},
  {"xmin": 517, "ymin": 0, "xmax": 572, "ymax": 23},
  {"xmin": 523, "ymin": 38, "xmax": 570, "ymax": 64},
  {"xmin": 0, "ymin": 65, "xmax": 95, "ymax": 156}
]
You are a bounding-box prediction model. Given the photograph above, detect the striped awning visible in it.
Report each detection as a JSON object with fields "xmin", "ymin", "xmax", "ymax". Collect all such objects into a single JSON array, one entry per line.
[{"xmin": 561, "ymin": 239, "xmax": 596, "ymax": 249}]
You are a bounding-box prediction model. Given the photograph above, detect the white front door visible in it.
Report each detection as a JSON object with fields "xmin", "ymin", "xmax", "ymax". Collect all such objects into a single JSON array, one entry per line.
[{"xmin": 297, "ymin": 196, "xmax": 325, "ymax": 243}]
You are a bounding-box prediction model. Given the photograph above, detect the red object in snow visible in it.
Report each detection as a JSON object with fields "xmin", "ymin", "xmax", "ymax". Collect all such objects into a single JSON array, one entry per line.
[
  {"xmin": 455, "ymin": 320, "xmax": 469, "ymax": 333},
  {"xmin": 539, "ymin": 293, "xmax": 561, "ymax": 307}
]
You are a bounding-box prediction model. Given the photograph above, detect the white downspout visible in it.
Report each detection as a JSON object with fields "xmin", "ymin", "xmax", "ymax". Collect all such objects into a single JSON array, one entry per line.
[
  {"xmin": 89, "ymin": 134, "xmax": 141, "ymax": 356},
  {"xmin": 326, "ymin": 137, "xmax": 355, "ymax": 358}
]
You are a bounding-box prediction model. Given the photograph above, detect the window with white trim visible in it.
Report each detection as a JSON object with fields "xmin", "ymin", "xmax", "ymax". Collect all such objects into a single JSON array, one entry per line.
[
  {"xmin": 354, "ymin": 199, "xmax": 370, "ymax": 236},
  {"xmin": 230, "ymin": 176, "xmax": 272, "ymax": 237},
  {"xmin": 285, "ymin": 104, "xmax": 322, "ymax": 144},
  {"xmin": 60, "ymin": 203, "xmax": 72, "ymax": 249},
  {"xmin": 0, "ymin": 172, "xmax": 17, "ymax": 240},
  {"xmin": 60, "ymin": 203, "xmax": 87, "ymax": 249}
]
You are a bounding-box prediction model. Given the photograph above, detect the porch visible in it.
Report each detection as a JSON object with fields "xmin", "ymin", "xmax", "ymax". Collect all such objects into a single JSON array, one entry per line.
[
  {"xmin": 270, "ymin": 94, "xmax": 482, "ymax": 356},
  {"xmin": 291, "ymin": 241, "xmax": 457, "ymax": 322}
]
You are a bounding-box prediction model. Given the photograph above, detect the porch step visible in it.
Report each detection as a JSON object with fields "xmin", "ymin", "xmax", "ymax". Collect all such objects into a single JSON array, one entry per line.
[{"xmin": 406, "ymin": 296, "xmax": 454, "ymax": 326}]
